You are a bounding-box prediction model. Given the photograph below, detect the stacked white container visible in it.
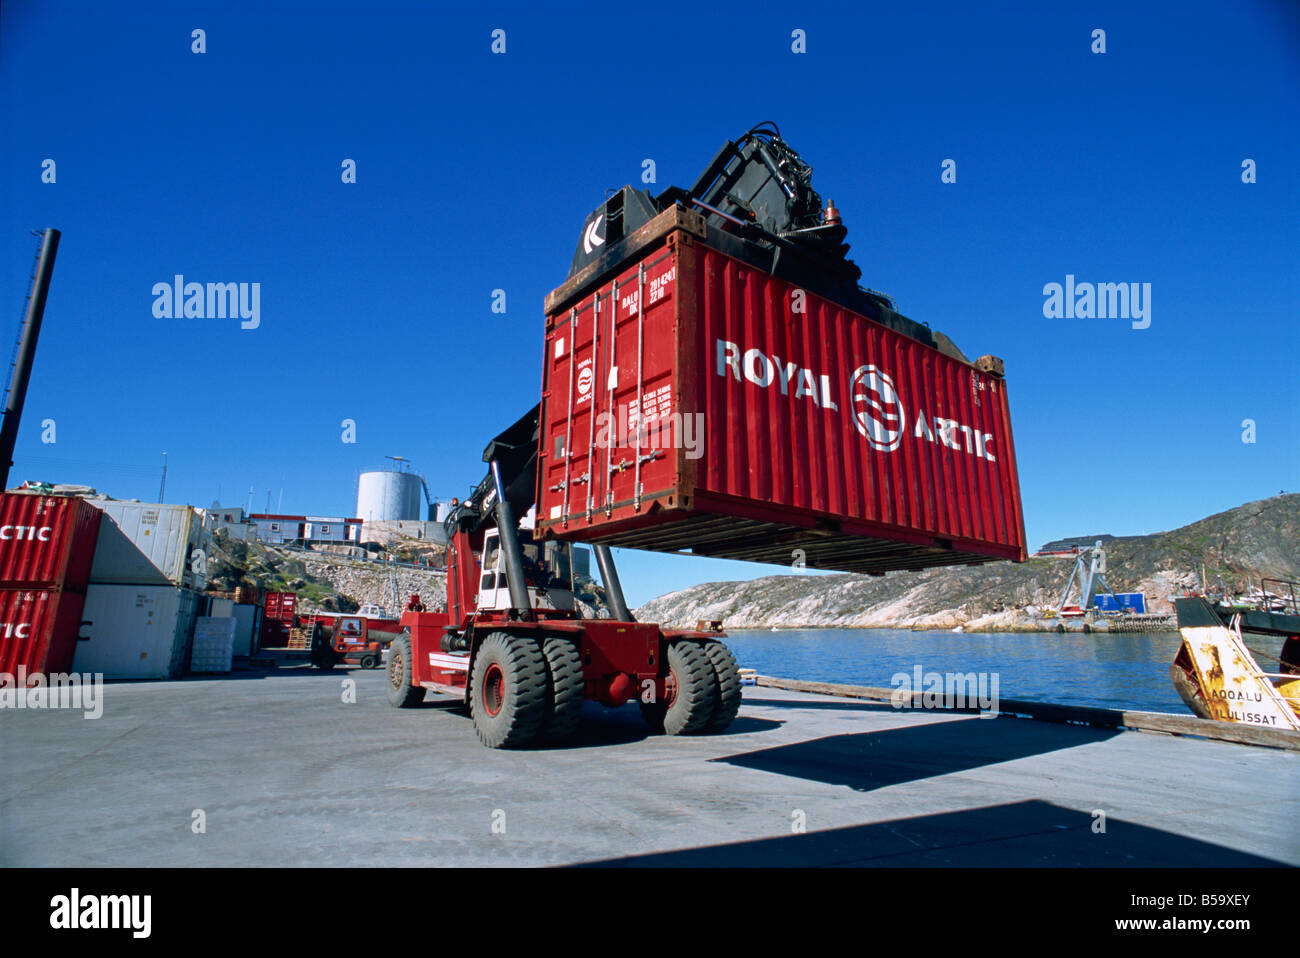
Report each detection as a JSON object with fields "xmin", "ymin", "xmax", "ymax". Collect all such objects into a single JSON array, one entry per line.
[{"xmin": 72, "ymin": 500, "xmax": 213, "ymax": 679}]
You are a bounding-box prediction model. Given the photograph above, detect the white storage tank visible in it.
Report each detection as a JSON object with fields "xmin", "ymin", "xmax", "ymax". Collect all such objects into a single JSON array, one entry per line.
[{"xmin": 357, "ymin": 471, "xmax": 422, "ymax": 522}]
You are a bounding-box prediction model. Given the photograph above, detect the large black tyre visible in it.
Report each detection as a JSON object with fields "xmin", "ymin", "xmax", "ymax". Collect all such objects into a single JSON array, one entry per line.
[
  {"xmin": 386, "ymin": 633, "xmax": 426, "ymax": 708},
  {"xmin": 539, "ymin": 636, "xmax": 584, "ymax": 743},
  {"xmin": 641, "ymin": 640, "xmax": 717, "ymax": 736},
  {"xmin": 469, "ymin": 632, "xmax": 548, "ymax": 748},
  {"xmin": 702, "ymin": 640, "xmax": 742, "ymax": 733}
]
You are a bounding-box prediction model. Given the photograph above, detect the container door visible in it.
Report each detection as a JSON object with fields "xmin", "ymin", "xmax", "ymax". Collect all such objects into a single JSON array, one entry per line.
[
  {"xmin": 539, "ymin": 244, "xmax": 682, "ymax": 534},
  {"xmin": 231, "ymin": 605, "xmax": 256, "ymax": 656},
  {"xmin": 544, "ymin": 289, "xmax": 604, "ymax": 528},
  {"xmin": 75, "ymin": 587, "xmax": 173, "ymax": 679},
  {"xmin": 165, "ymin": 588, "xmax": 189, "ymax": 678}
]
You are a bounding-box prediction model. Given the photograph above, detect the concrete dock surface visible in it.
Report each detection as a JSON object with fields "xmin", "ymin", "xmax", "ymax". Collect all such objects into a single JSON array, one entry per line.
[{"xmin": 1, "ymin": 665, "xmax": 1296, "ymax": 867}]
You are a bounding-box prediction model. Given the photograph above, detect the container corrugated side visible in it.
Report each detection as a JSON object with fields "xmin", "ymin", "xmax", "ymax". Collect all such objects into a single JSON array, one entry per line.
[
  {"xmin": 0, "ymin": 588, "xmax": 88, "ymax": 683},
  {"xmin": 0, "ymin": 493, "xmax": 102, "ymax": 590},
  {"xmin": 536, "ymin": 228, "xmax": 1026, "ymax": 573},
  {"xmin": 87, "ymin": 501, "xmax": 208, "ymax": 590},
  {"xmin": 72, "ymin": 585, "xmax": 199, "ymax": 679}
]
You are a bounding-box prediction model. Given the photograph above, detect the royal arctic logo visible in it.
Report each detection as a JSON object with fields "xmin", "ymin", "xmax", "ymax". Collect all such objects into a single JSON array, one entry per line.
[
  {"xmin": 715, "ymin": 338, "xmax": 998, "ymax": 463},
  {"xmin": 576, "ymin": 359, "xmax": 594, "ymax": 403},
  {"xmin": 0, "ymin": 525, "xmax": 53, "ymax": 541},
  {"xmin": 850, "ymin": 365, "xmax": 905, "ymax": 451},
  {"xmin": 582, "ymin": 215, "xmax": 605, "ymax": 255}
]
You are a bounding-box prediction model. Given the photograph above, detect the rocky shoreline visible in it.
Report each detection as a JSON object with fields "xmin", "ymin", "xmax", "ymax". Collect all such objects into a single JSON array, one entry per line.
[{"xmin": 635, "ymin": 495, "xmax": 1296, "ymax": 632}]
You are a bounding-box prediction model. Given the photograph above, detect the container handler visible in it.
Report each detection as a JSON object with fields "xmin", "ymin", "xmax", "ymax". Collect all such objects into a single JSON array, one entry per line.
[{"xmin": 389, "ymin": 123, "xmax": 1024, "ymax": 748}]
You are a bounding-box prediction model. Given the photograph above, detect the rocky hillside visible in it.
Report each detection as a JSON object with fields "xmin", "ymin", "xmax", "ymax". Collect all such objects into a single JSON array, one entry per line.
[
  {"xmin": 205, "ymin": 533, "xmax": 447, "ymax": 613},
  {"xmin": 635, "ymin": 494, "xmax": 1299, "ymax": 631}
]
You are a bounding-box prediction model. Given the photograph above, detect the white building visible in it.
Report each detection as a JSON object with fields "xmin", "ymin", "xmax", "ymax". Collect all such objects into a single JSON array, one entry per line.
[{"xmin": 206, "ymin": 504, "xmax": 254, "ymax": 541}]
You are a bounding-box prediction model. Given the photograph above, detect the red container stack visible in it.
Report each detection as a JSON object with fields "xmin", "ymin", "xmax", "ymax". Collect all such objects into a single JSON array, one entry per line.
[{"xmin": 0, "ymin": 493, "xmax": 103, "ymax": 684}]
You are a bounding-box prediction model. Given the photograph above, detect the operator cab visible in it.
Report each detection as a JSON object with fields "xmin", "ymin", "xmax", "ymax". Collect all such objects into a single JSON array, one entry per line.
[{"xmin": 477, "ymin": 527, "xmax": 577, "ymax": 614}]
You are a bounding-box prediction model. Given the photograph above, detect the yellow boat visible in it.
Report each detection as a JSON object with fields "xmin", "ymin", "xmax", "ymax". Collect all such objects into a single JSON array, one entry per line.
[{"xmin": 1171, "ymin": 589, "xmax": 1300, "ymax": 730}]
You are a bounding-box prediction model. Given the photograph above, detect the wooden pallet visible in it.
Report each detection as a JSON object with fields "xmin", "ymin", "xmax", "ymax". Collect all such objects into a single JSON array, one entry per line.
[{"xmin": 286, "ymin": 627, "xmax": 311, "ymax": 649}]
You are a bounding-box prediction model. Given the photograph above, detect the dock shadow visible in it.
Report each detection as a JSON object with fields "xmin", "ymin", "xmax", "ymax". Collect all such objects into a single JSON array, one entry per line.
[
  {"xmin": 538, "ymin": 704, "xmax": 784, "ymax": 750},
  {"xmin": 575, "ymin": 799, "xmax": 1286, "ymax": 867},
  {"xmin": 710, "ymin": 715, "xmax": 1120, "ymax": 792},
  {"xmin": 715, "ymin": 716, "xmax": 784, "ymax": 735}
]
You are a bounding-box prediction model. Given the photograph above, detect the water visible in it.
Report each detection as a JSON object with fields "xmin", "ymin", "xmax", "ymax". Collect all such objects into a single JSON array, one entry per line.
[{"xmin": 725, "ymin": 629, "xmax": 1196, "ymax": 713}]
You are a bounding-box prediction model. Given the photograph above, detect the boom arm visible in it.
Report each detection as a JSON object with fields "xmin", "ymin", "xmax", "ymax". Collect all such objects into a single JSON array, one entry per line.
[{"xmin": 444, "ymin": 404, "xmax": 540, "ymax": 542}]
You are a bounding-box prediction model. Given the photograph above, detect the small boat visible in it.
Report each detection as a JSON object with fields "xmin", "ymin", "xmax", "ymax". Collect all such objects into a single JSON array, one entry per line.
[
  {"xmin": 1171, "ymin": 581, "xmax": 1300, "ymax": 730},
  {"xmin": 356, "ymin": 602, "xmax": 396, "ymax": 622}
]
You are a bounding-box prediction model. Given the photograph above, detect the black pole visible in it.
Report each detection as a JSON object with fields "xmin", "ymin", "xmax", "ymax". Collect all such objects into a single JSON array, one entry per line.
[
  {"xmin": 490, "ymin": 459, "xmax": 533, "ymax": 619},
  {"xmin": 0, "ymin": 228, "xmax": 60, "ymax": 492},
  {"xmin": 593, "ymin": 544, "xmax": 634, "ymax": 621}
]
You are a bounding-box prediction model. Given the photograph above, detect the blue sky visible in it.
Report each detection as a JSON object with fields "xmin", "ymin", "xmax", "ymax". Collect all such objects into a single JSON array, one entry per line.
[{"xmin": 2, "ymin": 1, "xmax": 1296, "ymax": 605}]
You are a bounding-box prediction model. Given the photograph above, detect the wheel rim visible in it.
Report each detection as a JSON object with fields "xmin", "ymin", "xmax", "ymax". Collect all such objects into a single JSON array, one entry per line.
[
  {"xmin": 388, "ymin": 649, "xmax": 404, "ymax": 689},
  {"xmin": 664, "ymin": 667, "xmax": 678, "ymax": 707},
  {"xmin": 482, "ymin": 662, "xmax": 505, "ymax": 716}
]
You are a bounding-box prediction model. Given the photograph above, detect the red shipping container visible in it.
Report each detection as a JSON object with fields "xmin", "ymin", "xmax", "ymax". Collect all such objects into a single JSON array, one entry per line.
[
  {"xmin": 264, "ymin": 590, "xmax": 297, "ymax": 621},
  {"xmin": 0, "ymin": 493, "xmax": 103, "ymax": 591},
  {"xmin": 0, "ymin": 588, "xmax": 89, "ymax": 685},
  {"xmin": 536, "ymin": 207, "xmax": 1026, "ymax": 573},
  {"xmin": 260, "ymin": 591, "xmax": 297, "ymax": 646}
]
